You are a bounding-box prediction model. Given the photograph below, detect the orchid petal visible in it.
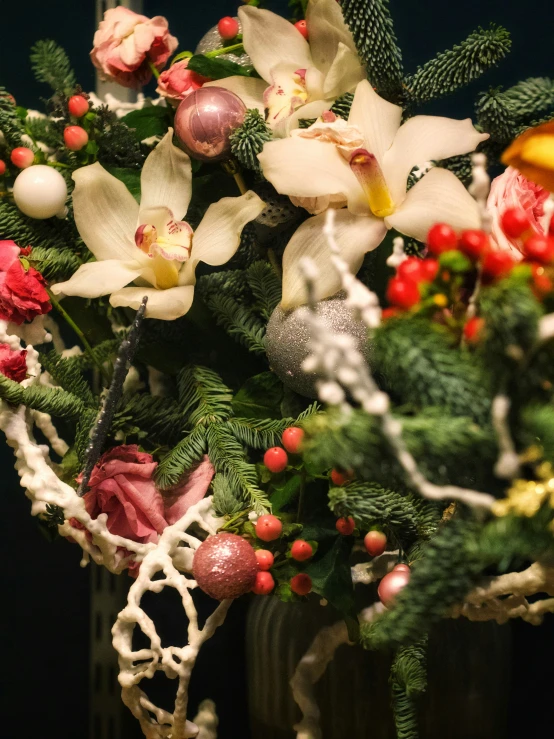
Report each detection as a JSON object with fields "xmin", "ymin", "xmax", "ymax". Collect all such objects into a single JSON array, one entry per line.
[
  {"xmin": 347, "ymin": 81, "xmax": 402, "ymax": 169},
  {"xmin": 72, "ymin": 163, "xmax": 139, "ymax": 261},
  {"xmin": 139, "ymin": 129, "xmax": 192, "ymax": 223},
  {"xmin": 187, "ymin": 191, "xmax": 265, "ymax": 276},
  {"xmin": 281, "ymin": 209, "xmax": 387, "ymax": 309},
  {"xmin": 239, "ymin": 5, "xmax": 312, "ymax": 83},
  {"xmin": 276, "ymin": 99, "xmax": 333, "ymax": 138},
  {"xmin": 306, "ymin": 0, "xmax": 358, "ymax": 76},
  {"xmin": 203, "ymin": 77, "xmax": 267, "ymax": 116},
  {"xmin": 323, "ymin": 43, "xmax": 366, "ymax": 100},
  {"xmin": 258, "ymin": 137, "xmax": 367, "ymax": 214},
  {"xmin": 51, "ymin": 260, "xmax": 142, "ymax": 298},
  {"xmin": 385, "ymin": 167, "xmax": 481, "ymax": 241},
  {"xmin": 264, "ymin": 63, "xmax": 309, "ymax": 129},
  {"xmin": 109, "ymin": 285, "xmax": 195, "ymax": 320},
  {"xmin": 383, "ymin": 116, "xmax": 489, "ymax": 204}
]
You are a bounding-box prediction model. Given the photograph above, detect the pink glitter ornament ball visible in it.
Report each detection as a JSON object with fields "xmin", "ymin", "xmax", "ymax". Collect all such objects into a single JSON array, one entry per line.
[
  {"xmin": 174, "ymin": 86, "xmax": 247, "ymax": 162},
  {"xmin": 377, "ymin": 566, "xmax": 411, "ymax": 608},
  {"xmin": 192, "ymin": 532, "xmax": 258, "ymax": 600}
]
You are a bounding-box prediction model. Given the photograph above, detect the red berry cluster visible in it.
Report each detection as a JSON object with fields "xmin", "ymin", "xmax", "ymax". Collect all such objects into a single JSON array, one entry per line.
[{"xmin": 263, "ymin": 426, "xmax": 304, "ymax": 473}]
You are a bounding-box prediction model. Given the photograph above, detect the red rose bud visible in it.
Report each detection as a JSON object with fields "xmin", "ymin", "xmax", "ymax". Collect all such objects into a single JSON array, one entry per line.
[
  {"xmin": 386, "ymin": 276, "xmax": 420, "ymax": 309},
  {"xmin": 68, "ymin": 95, "xmax": 90, "ymax": 118},
  {"xmin": 64, "ymin": 126, "xmax": 89, "ymax": 151},
  {"xmin": 500, "ymin": 207, "xmax": 531, "ymax": 239},
  {"xmin": 458, "ymin": 229, "xmax": 489, "ymax": 261},
  {"xmin": 427, "ymin": 223, "xmax": 457, "ymax": 255},
  {"xmin": 0, "ymin": 343, "xmax": 27, "ymax": 382},
  {"xmin": 463, "ymin": 316, "xmax": 485, "ymax": 344},
  {"xmin": 523, "ymin": 235, "xmax": 554, "ymax": 264}
]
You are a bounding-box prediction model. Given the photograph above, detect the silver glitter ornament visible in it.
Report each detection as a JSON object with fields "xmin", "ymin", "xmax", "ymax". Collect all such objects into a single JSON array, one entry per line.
[
  {"xmin": 265, "ymin": 298, "xmax": 371, "ymax": 398},
  {"xmin": 195, "ymin": 20, "xmax": 252, "ymax": 68}
]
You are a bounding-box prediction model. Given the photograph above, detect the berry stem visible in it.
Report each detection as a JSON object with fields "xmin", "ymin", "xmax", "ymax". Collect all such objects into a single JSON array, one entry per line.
[
  {"xmin": 47, "ymin": 161, "xmax": 71, "ymax": 169},
  {"xmin": 205, "ymin": 43, "xmax": 244, "ymax": 58}
]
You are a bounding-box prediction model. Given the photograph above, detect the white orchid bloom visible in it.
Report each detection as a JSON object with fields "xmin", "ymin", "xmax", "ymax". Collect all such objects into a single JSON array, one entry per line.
[
  {"xmin": 51, "ymin": 130, "xmax": 264, "ymax": 320},
  {"xmin": 207, "ymin": 0, "xmax": 364, "ymax": 135},
  {"xmin": 258, "ymin": 80, "xmax": 489, "ymax": 308}
]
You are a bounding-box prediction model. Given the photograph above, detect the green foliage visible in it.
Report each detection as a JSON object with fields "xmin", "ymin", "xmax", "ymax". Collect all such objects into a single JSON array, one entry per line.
[
  {"xmin": 42, "ymin": 503, "xmax": 65, "ymax": 527},
  {"xmin": 39, "ymin": 348, "xmax": 96, "ymax": 408},
  {"xmin": 0, "ymin": 201, "xmax": 82, "ymax": 254},
  {"xmin": 246, "ymin": 261, "xmax": 282, "ymax": 320},
  {"xmin": 232, "ymin": 372, "xmax": 283, "ymax": 419},
  {"xmin": 156, "ymin": 426, "xmax": 208, "ymax": 489},
  {"xmin": 0, "ymin": 87, "xmax": 25, "ymax": 148},
  {"xmin": 96, "ymin": 106, "xmax": 146, "ymax": 168},
  {"xmin": 187, "ymin": 55, "xmax": 254, "ymax": 80},
  {"xmin": 229, "ymin": 109, "xmax": 272, "ymax": 172},
  {"xmin": 330, "ymin": 92, "xmax": 354, "ymax": 121},
  {"xmin": 24, "ymin": 115, "xmax": 63, "ymax": 149},
  {"xmin": 197, "ymin": 269, "xmax": 250, "ymax": 304},
  {"xmin": 30, "ymin": 40, "xmax": 76, "ymax": 94},
  {"xmin": 390, "ymin": 640, "xmax": 428, "ymax": 739},
  {"xmin": 437, "ymin": 153, "xmax": 473, "ymax": 186},
  {"xmin": 502, "ymin": 77, "xmax": 554, "ymax": 121},
  {"xmin": 107, "ymin": 167, "xmax": 141, "ymax": 201},
  {"xmin": 374, "ymin": 317, "xmax": 490, "ymax": 423},
  {"xmin": 29, "ymin": 246, "xmax": 82, "ymax": 282},
  {"xmin": 0, "ymin": 374, "xmax": 85, "ymax": 418},
  {"xmin": 304, "ymin": 535, "xmax": 356, "ymax": 620},
  {"xmin": 405, "ymin": 25, "xmax": 511, "ymax": 106},
  {"xmin": 228, "ymin": 417, "xmax": 289, "ymax": 449},
  {"xmin": 120, "ymin": 106, "xmax": 171, "ymax": 143},
  {"xmin": 178, "ymin": 365, "xmax": 233, "ymax": 426},
  {"xmin": 204, "ymin": 294, "xmax": 266, "ymax": 355},
  {"xmin": 520, "ymin": 404, "xmax": 554, "ymax": 465},
  {"xmin": 212, "ymin": 473, "xmax": 244, "ymax": 516},
  {"xmin": 339, "ymin": 0, "xmax": 404, "ymax": 101}
]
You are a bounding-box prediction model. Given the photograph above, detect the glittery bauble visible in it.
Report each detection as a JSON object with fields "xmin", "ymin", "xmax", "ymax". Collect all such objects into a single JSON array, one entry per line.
[
  {"xmin": 265, "ymin": 299, "xmax": 372, "ymax": 398},
  {"xmin": 192, "ymin": 533, "xmax": 258, "ymax": 600},
  {"xmin": 377, "ymin": 568, "xmax": 411, "ymax": 608},
  {"xmin": 174, "ymin": 87, "xmax": 247, "ymax": 162},
  {"xmin": 196, "ymin": 21, "xmax": 252, "ymax": 67},
  {"xmin": 13, "ymin": 165, "xmax": 67, "ymax": 219}
]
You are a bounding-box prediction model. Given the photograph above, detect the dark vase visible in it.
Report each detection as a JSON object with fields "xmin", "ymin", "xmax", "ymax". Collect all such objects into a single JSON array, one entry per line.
[{"xmin": 246, "ymin": 596, "xmax": 511, "ymax": 739}]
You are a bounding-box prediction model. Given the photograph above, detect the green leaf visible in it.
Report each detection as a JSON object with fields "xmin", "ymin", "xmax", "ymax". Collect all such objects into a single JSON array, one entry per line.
[
  {"xmin": 85, "ymin": 140, "xmax": 99, "ymax": 157},
  {"xmin": 121, "ymin": 106, "xmax": 172, "ymax": 141},
  {"xmin": 304, "ymin": 536, "xmax": 356, "ymax": 618},
  {"xmin": 438, "ymin": 250, "xmax": 472, "ymax": 273},
  {"xmin": 232, "ymin": 372, "xmax": 284, "ymax": 419},
  {"xmin": 187, "ymin": 54, "xmax": 254, "ymax": 80},
  {"xmin": 271, "ymin": 474, "xmax": 302, "ymax": 513},
  {"xmin": 107, "ymin": 167, "xmax": 141, "ymax": 202}
]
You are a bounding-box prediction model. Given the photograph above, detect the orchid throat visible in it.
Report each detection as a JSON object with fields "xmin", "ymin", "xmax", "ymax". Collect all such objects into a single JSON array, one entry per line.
[{"xmin": 349, "ymin": 148, "xmax": 395, "ymax": 218}]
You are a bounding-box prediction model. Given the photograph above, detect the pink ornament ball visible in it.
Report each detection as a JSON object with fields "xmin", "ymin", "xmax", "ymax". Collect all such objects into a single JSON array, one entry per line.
[
  {"xmin": 192, "ymin": 532, "xmax": 258, "ymax": 600},
  {"xmin": 218, "ymin": 16, "xmax": 240, "ymax": 40},
  {"xmin": 378, "ymin": 567, "xmax": 411, "ymax": 608},
  {"xmin": 174, "ymin": 87, "xmax": 247, "ymax": 162}
]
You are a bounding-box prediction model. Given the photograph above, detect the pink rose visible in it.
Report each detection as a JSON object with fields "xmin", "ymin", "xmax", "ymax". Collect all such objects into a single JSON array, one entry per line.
[
  {"xmin": 156, "ymin": 59, "xmax": 210, "ymax": 103},
  {"xmin": 487, "ymin": 167, "xmax": 550, "ymax": 257},
  {"xmin": 91, "ymin": 7, "xmax": 178, "ymax": 89},
  {"xmin": 0, "ymin": 343, "xmax": 27, "ymax": 382},
  {"xmin": 0, "ymin": 241, "xmax": 51, "ymax": 325}
]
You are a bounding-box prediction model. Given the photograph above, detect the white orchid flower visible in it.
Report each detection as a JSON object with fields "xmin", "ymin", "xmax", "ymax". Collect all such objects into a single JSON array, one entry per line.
[
  {"xmin": 207, "ymin": 0, "xmax": 365, "ymax": 135},
  {"xmin": 51, "ymin": 130, "xmax": 264, "ymax": 320},
  {"xmin": 258, "ymin": 80, "xmax": 489, "ymax": 308}
]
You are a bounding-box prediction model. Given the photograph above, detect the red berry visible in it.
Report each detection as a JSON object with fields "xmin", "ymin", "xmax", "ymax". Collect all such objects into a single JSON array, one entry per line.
[
  {"xmin": 255, "ymin": 514, "xmax": 283, "ymax": 542},
  {"xmin": 386, "ymin": 276, "xmax": 420, "ymax": 309},
  {"xmin": 378, "ymin": 568, "xmax": 410, "ymax": 607},
  {"xmin": 0, "ymin": 160, "xmax": 5, "ymax": 176},
  {"xmin": 294, "ymin": 20, "xmax": 309, "ymax": 39},
  {"xmin": 500, "ymin": 208, "xmax": 531, "ymax": 239},
  {"xmin": 252, "ymin": 570, "xmax": 275, "ymax": 595},
  {"xmin": 291, "ymin": 539, "xmax": 313, "ymax": 562},
  {"xmin": 330, "ymin": 468, "xmax": 353, "ymax": 486},
  {"xmin": 531, "ymin": 264, "xmax": 553, "ymax": 296},
  {"xmin": 420, "ymin": 258, "xmax": 439, "ymax": 282},
  {"xmin": 290, "ymin": 573, "xmax": 312, "ymax": 596},
  {"xmin": 481, "ymin": 251, "xmax": 515, "ymax": 281},
  {"xmin": 218, "ymin": 16, "xmax": 239, "ymax": 40},
  {"xmin": 64, "ymin": 125, "xmax": 89, "ymax": 151},
  {"xmin": 282, "ymin": 426, "xmax": 304, "ymax": 454},
  {"xmin": 381, "ymin": 307, "xmax": 402, "ymax": 321},
  {"xmin": 397, "ymin": 256, "xmax": 425, "ymax": 283},
  {"xmin": 458, "ymin": 229, "xmax": 489, "ymax": 261},
  {"xmin": 68, "ymin": 95, "xmax": 89, "ymax": 118},
  {"xmin": 255, "ymin": 549, "xmax": 274, "ymax": 571},
  {"xmin": 463, "ymin": 316, "xmax": 485, "ymax": 344},
  {"xmin": 335, "ymin": 516, "xmax": 355, "ymax": 535},
  {"xmin": 427, "ymin": 223, "xmax": 457, "ymax": 255},
  {"xmin": 263, "ymin": 447, "xmax": 288, "ymax": 473},
  {"xmin": 364, "ymin": 530, "xmax": 387, "ymax": 557},
  {"xmin": 10, "ymin": 147, "xmax": 34, "ymax": 169},
  {"xmin": 523, "ymin": 235, "xmax": 554, "ymax": 264}
]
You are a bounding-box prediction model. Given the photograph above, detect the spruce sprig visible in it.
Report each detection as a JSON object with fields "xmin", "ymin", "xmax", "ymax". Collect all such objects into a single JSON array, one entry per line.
[{"xmin": 30, "ymin": 40, "xmax": 76, "ymax": 94}]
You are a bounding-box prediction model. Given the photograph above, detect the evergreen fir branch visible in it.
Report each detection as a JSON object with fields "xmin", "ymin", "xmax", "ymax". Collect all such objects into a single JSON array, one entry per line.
[
  {"xmin": 212, "ymin": 473, "xmax": 245, "ymax": 516},
  {"xmin": 25, "ymin": 115, "xmax": 63, "ymax": 149},
  {"xmin": 64, "ymin": 340, "xmax": 119, "ymax": 372},
  {"xmin": 196, "ymin": 269, "xmax": 250, "ymax": 304},
  {"xmin": 226, "ymin": 417, "xmax": 290, "ymax": 450},
  {"xmin": 115, "ymin": 392, "xmax": 182, "ymax": 445},
  {"xmin": 177, "ymin": 365, "xmax": 233, "ymax": 426},
  {"xmin": 205, "ymin": 293, "xmax": 267, "ymax": 355},
  {"xmin": 436, "ymin": 154, "xmax": 473, "ymax": 187},
  {"xmin": 246, "ymin": 261, "xmax": 282, "ymax": 320},
  {"xmin": 330, "ymin": 92, "xmax": 354, "ymax": 121},
  {"xmin": 30, "ymin": 40, "xmax": 76, "ymax": 94},
  {"xmin": 374, "ymin": 317, "xmax": 491, "ymax": 423},
  {"xmin": 229, "ymin": 109, "xmax": 272, "ymax": 171},
  {"xmin": 155, "ymin": 426, "xmax": 208, "ymax": 490},
  {"xmin": 29, "ymin": 246, "xmax": 82, "ymax": 282},
  {"xmin": 405, "ymin": 25, "xmax": 511, "ymax": 106},
  {"xmin": 475, "ymin": 87, "xmax": 516, "ymax": 149},
  {"xmin": 39, "ymin": 348, "xmax": 96, "ymax": 408},
  {"xmin": 0, "ymin": 201, "xmax": 82, "ymax": 254},
  {"xmin": 94, "ymin": 106, "xmax": 145, "ymax": 170},
  {"xmin": 339, "ymin": 0, "xmax": 404, "ymax": 101},
  {"xmin": 329, "ymin": 482, "xmax": 420, "ymax": 544},
  {"xmin": 502, "ymin": 77, "xmax": 554, "ymax": 121},
  {"xmin": 520, "ymin": 405, "xmax": 554, "ymax": 466},
  {"xmin": 0, "ymin": 87, "xmax": 25, "ymax": 148},
  {"xmin": 390, "ymin": 640, "xmax": 427, "ymax": 739},
  {"xmin": 0, "ymin": 375, "xmax": 84, "ymax": 418},
  {"xmin": 41, "ymin": 502, "xmax": 65, "ymax": 527}
]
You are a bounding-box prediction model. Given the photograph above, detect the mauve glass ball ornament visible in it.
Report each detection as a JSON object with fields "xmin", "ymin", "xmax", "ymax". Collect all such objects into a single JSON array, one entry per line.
[
  {"xmin": 377, "ymin": 566, "xmax": 411, "ymax": 608},
  {"xmin": 174, "ymin": 87, "xmax": 247, "ymax": 162}
]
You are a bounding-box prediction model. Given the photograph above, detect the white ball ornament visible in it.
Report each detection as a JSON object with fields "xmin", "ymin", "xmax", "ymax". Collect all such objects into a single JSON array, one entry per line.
[{"xmin": 13, "ymin": 165, "xmax": 68, "ymax": 219}]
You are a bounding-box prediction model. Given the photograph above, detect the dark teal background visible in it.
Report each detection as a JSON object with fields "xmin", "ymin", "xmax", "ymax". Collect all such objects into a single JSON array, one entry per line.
[{"xmin": 1, "ymin": 1, "xmax": 553, "ymax": 737}]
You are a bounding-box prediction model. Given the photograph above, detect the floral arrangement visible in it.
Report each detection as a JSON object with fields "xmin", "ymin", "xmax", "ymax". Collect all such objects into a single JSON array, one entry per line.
[{"xmin": 1, "ymin": 0, "xmax": 554, "ymax": 737}]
